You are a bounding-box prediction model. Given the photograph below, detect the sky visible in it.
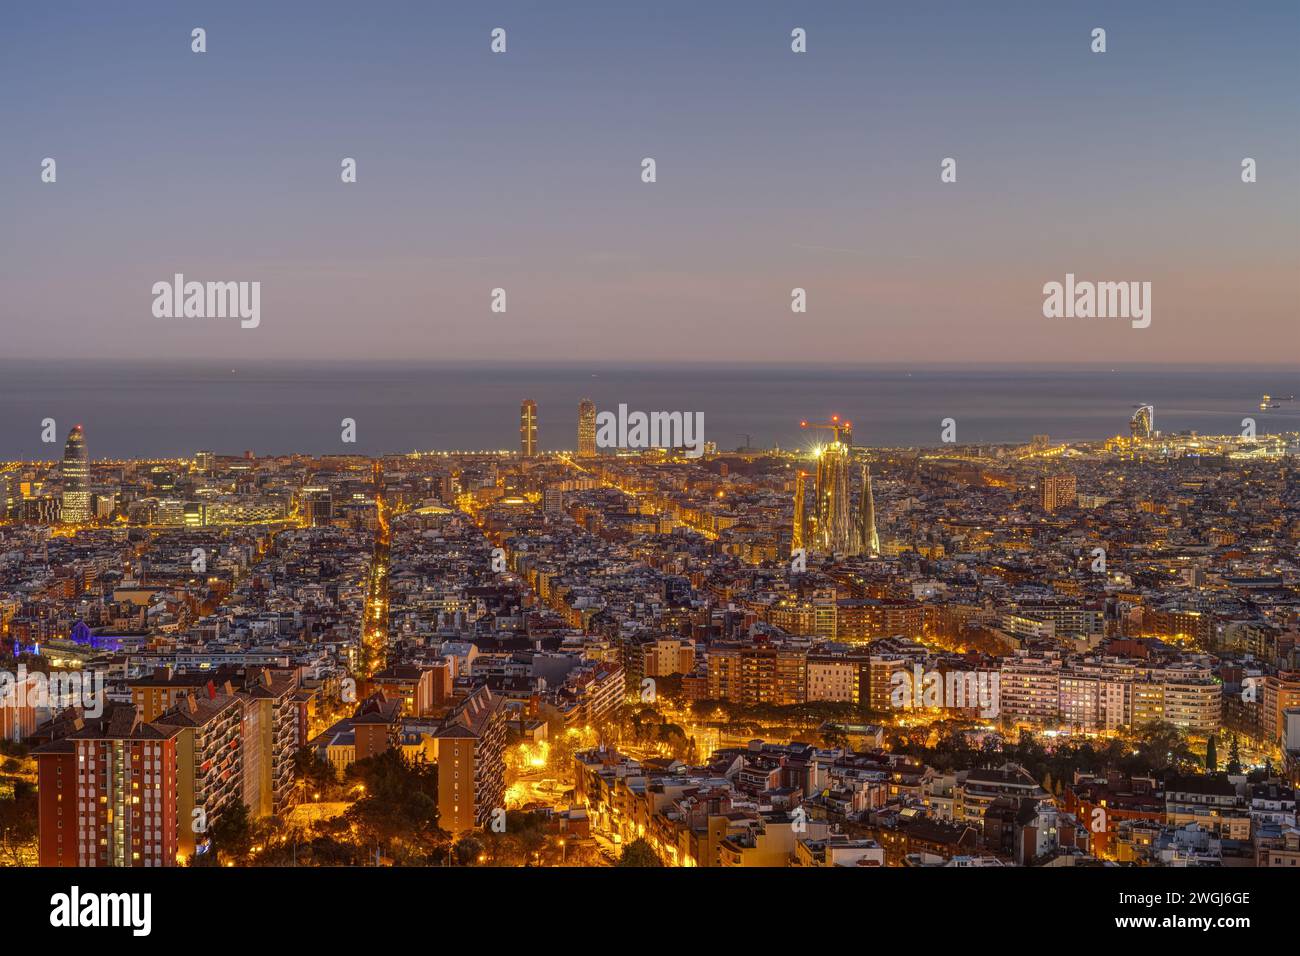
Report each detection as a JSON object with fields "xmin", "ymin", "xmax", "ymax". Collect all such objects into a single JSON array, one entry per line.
[{"xmin": 1, "ymin": 1, "xmax": 1296, "ymax": 365}]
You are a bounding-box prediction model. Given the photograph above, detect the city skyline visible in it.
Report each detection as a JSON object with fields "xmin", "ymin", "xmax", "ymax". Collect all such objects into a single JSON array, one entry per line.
[
  {"xmin": 1, "ymin": 2, "xmax": 1295, "ymax": 930},
  {"xmin": 4, "ymin": 412, "xmax": 1298, "ymax": 876},
  {"xmin": 1, "ymin": 362, "xmax": 1297, "ymax": 460}
]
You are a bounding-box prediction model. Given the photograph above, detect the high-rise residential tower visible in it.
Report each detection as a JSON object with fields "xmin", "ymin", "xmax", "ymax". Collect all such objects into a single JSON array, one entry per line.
[
  {"xmin": 520, "ymin": 400, "xmax": 538, "ymax": 458},
  {"xmin": 35, "ymin": 705, "xmax": 183, "ymax": 867},
  {"xmin": 60, "ymin": 424, "xmax": 90, "ymax": 524},
  {"xmin": 1040, "ymin": 473, "xmax": 1078, "ymax": 512},
  {"xmin": 434, "ymin": 685, "xmax": 507, "ymax": 833},
  {"xmin": 152, "ymin": 692, "xmax": 245, "ymax": 861},
  {"xmin": 577, "ymin": 399, "xmax": 597, "ymax": 458}
]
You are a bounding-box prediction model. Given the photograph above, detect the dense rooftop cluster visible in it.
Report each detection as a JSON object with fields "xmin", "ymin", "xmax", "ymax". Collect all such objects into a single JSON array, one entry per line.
[{"xmin": 2, "ymin": 431, "xmax": 1298, "ymax": 867}]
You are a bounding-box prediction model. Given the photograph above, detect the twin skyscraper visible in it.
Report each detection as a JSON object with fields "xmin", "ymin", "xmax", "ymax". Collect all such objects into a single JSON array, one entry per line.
[{"xmin": 520, "ymin": 399, "xmax": 598, "ymax": 458}]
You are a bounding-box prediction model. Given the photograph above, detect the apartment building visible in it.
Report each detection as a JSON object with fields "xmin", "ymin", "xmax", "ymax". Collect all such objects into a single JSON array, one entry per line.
[
  {"xmin": 153, "ymin": 692, "xmax": 244, "ymax": 860},
  {"xmin": 1165, "ymin": 775, "xmax": 1251, "ymax": 841},
  {"xmin": 1062, "ymin": 774, "xmax": 1164, "ymax": 858},
  {"xmin": 1145, "ymin": 608, "xmax": 1215, "ymax": 647},
  {"xmin": 999, "ymin": 652, "xmax": 1064, "ymax": 726},
  {"xmin": 707, "ymin": 643, "xmax": 809, "ymax": 707},
  {"xmin": 350, "ymin": 691, "xmax": 404, "ymax": 762},
  {"xmin": 1039, "ymin": 473, "xmax": 1077, "ymax": 512},
  {"xmin": 806, "ymin": 653, "xmax": 867, "ymax": 704},
  {"xmin": 794, "ymin": 835, "xmax": 885, "ymax": 867},
  {"xmin": 35, "ymin": 705, "xmax": 182, "ymax": 868},
  {"xmin": 130, "ymin": 669, "xmax": 236, "ymax": 722},
  {"xmin": 1255, "ymin": 826, "xmax": 1300, "ymax": 867},
  {"xmin": 0, "ymin": 668, "xmax": 39, "ymax": 743},
  {"xmin": 1001, "ymin": 653, "xmax": 1220, "ymax": 733},
  {"xmin": 1058, "ymin": 664, "xmax": 1131, "ymax": 731},
  {"xmin": 1261, "ymin": 673, "xmax": 1300, "ymax": 746},
  {"xmin": 1151, "ymin": 669, "xmax": 1221, "ymax": 734},
  {"xmin": 1005, "ymin": 603, "xmax": 1103, "ymax": 640},
  {"xmin": 538, "ymin": 660, "xmax": 626, "ymax": 727},
  {"xmin": 643, "ymin": 638, "xmax": 696, "ymax": 678},
  {"xmin": 836, "ymin": 598, "xmax": 923, "ymax": 642},
  {"xmin": 954, "ymin": 764, "xmax": 1050, "ymax": 832},
  {"xmin": 239, "ymin": 668, "xmax": 299, "ymax": 816},
  {"xmin": 866, "ymin": 646, "xmax": 916, "ymax": 713},
  {"xmin": 435, "ymin": 685, "xmax": 507, "ymax": 833},
  {"xmin": 366, "ymin": 664, "xmax": 438, "ymax": 718},
  {"xmin": 718, "ymin": 811, "xmax": 831, "ymax": 867}
]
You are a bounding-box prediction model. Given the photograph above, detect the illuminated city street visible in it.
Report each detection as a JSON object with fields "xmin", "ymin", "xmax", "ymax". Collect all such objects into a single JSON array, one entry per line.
[{"xmin": 0, "ymin": 2, "xmax": 1295, "ymax": 942}]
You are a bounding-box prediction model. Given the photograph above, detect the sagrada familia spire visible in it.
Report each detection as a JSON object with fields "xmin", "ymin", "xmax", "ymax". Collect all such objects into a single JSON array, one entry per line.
[
  {"xmin": 792, "ymin": 418, "xmax": 880, "ymax": 557},
  {"xmin": 856, "ymin": 463, "xmax": 880, "ymax": 557}
]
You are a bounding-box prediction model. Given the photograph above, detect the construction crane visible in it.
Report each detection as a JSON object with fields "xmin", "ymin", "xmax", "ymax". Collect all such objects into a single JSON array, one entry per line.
[{"xmin": 800, "ymin": 415, "xmax": 852, "ymax": 444}]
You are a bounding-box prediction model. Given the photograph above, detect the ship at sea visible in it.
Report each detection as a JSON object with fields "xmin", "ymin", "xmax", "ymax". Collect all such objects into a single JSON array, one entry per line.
[{"xmin": 1259, "ymin": 394, "xmax": 1281, "ymax": 410}]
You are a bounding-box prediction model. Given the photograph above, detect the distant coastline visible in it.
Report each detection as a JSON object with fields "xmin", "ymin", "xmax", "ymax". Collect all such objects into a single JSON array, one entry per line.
[{"xmin": 0, "ymin": 362, "xmax": 1296, "ymax": 459}]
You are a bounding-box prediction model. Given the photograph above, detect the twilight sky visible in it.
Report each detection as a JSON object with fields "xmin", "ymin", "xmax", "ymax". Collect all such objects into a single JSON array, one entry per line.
[{"xmin": 2, "ymin": 1, "xmax": 1296, "ymax": 364}]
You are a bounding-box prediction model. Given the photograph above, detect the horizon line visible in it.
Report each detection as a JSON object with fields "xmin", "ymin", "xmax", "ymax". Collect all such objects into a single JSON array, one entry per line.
[{"xmin": 2, "ymin": 358, "xmax": 1298, "ymax": 371}]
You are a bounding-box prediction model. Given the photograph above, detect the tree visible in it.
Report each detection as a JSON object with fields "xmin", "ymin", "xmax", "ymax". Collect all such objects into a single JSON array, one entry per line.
[
  {"xmin": 0, "ymin": 740, "xmax": 29, "ymax": 758},
  {"xmin": 0, "ymin": 780, "xmax": 38, "ymax": 866},
  {"xmin": 453, "ymin": 834, "xmax": 485, "ymax": 866},
  {"xmin": 199, "ymin": 801, "xmax": 254, "ymax": 866},
  {"xmin": 822, "ymin": 726, "xmax": 849, "ymax": 750},
  {"xmin": 294, "ymin": 747, "xmax": 340, "ymax": 798},
  {"xmin": 656, "ymin": 723, "xmax": 689, "ymax": 759},
  {"xmin": 617, "ymin": 837, "xmax": 663, "ymax": 867},
  {"xmin": 1128, "ymin": 721, "xmax": 1197, "ymax": 774},
  {"xmin": 1227, "ymin": 734, "xmax": 1242, "ymax": 775},
  {"xmin": 1205, "ymin": 734, "xmax": 1218, "ymax": 773},
  {"xmin": 480, "ymin": 810, "xmax": 547, "ymax": 866},
  {"xmin": 343, "ymin": 749, "xmax": 441, "ymax": 864}
]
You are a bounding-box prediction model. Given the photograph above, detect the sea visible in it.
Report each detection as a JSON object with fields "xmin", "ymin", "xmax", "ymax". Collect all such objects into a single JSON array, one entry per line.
[{"xmin": 0, "ymin": 362, "xmax": 1297, "ymax": 459}]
